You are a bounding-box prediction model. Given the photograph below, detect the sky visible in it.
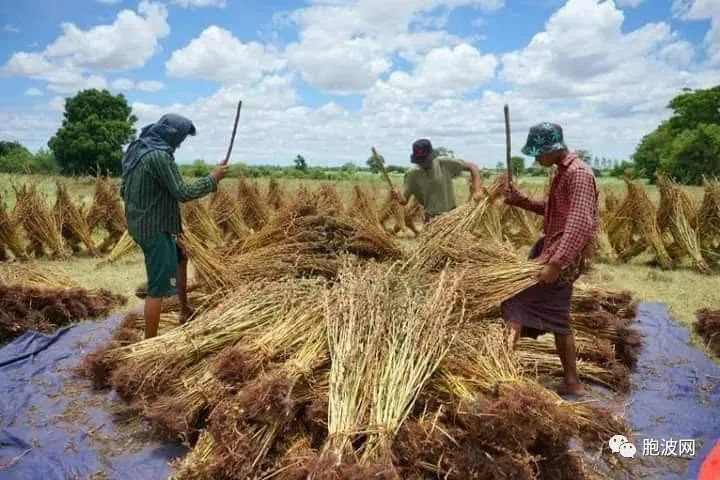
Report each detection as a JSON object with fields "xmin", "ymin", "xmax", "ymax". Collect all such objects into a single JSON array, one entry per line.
[{"xmin": 0, "ymin": 0, "xmax": 718, "ymax": 168}]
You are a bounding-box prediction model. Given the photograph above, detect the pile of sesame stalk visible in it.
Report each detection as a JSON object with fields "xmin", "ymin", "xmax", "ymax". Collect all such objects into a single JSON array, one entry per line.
[
  {"xmin": 79, "ymin": 180, "xmax": 642, "ymax": 479},
  {"xmin": 54, "ymin": 181, "xmax": 99, "ymax": 256}
]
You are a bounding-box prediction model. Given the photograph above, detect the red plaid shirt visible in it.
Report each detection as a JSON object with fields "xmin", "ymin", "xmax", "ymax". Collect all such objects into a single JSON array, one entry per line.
[{"xmin": 509, "ymin": 152, "xmax": 599, "ymax": 269}]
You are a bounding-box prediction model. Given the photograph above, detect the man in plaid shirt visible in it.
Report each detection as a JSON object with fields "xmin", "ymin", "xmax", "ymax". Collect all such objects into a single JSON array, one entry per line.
[{"xmin": 503, "ymin": 122, "xmax": 599, "ymax": 397}]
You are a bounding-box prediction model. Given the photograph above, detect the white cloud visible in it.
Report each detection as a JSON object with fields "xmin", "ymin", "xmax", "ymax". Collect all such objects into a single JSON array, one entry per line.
[
  {"xmin": 286, "ymin": 0, "xmax": 505, "ymax": 93},
  {"xmin": 173, "ymin": 0, "xmax": 226, "ymax": 7},
  {"xmin": 3, "ymin": 24, "xmax": 20, "ymax": 33},
  {"xmin": 675, "ymin": 0, "xmax": 720, "ymax": 65},
  {"xmin": 24, "ymin": 88, "xmax": 44, "ymax": 97},
  {"xmin": 166, "ymin": 26, "xmax": 284, "ymax": 84},
  {"xmin": 136, "ymin": 80, "xmax": 164, "ymax": 92},
  {"xmin": 111, "ymin": 78, "xmax": 135, "ymax": 90},
  {"xmin": 3, "ymin": 1, "xmax": 169, "ymax": 93},
  {"xmin": 48, "ymin": 96, "xmax": 66, "ymax": 112},
  {"xmin": 615, "ymin": 0, "xmax": 645, "ymax": 7}
]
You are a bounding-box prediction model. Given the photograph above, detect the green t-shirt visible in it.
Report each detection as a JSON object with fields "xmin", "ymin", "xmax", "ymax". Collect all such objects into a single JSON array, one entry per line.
[{"xmin": 403, "ymin": 156, "xmax": 465, "ymax": 216}]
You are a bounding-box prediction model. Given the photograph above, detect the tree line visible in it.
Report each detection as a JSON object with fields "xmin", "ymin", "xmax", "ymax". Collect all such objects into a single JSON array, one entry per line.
[{"xmin": 0, "ymin": 86, "xmax": 718, "ymax": 184}]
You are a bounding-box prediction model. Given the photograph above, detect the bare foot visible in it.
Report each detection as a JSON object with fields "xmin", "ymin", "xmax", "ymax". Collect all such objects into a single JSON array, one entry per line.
[{"xmin": 556, "ymin": 380, "xmax": 586, "ymax": 397}]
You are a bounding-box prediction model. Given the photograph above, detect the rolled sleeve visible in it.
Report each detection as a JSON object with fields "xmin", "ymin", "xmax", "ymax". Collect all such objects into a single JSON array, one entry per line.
[{"xmin": 548, "ymin": 169, "xmax": 598, "ymax": 268}]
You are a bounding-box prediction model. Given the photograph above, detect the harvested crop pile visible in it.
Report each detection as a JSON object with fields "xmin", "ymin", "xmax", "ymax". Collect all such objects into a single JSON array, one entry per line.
[
  {"xmin": 236, "ymin": 178, "xmax": 269, "ymax": 231},
  {"xmin": 349, "ymin": 185, "xmax": 379, "ymax": 225},
  {"xmin": 87, "ymin": 175, "xmax": 126, "ymax": 253},
  {"xmin": 698, "ymin": 179, "xmax": 720, "ymax": 262},
  {"xmin": 266, "ymin": 177, "xmax": 287, "ymax": 211},
  {"xmin": 209, "ymin": 187, "xmax": 248, "ymax": 241},
  {"xmin": 182, "ymin": 199, "xmax": 224, "ymax": 247},
  {"xmin": 54, "ymin": 182, "xmax": 98, "ymax": 256},
  {"xmin": 0, "ymin": 193, "xmax": 27, "ymax": 260},
  {"xmin": 695, "ymin": 309, "xmax": 720, "ymax": 356},
  {"xmin": 378, "ymin": 193, "xmax": 406, "ymax": 235},
  {"xmin": 80, "ymin": 259, "xmax": 631, "ymax": 480},
  {"xmin": 14, "ymin": 183, "xmax": 67, "ymax": 259},
  {"xmin": 103, "ymin": 230, "xmax": 139, "ymax": 263},
  {"xmin": 0, "ymin": 283, "xmax": 126, "ymax": 343}
]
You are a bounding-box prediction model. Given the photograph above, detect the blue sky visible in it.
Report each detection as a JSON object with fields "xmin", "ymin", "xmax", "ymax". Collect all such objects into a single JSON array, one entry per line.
[{"xmin": 0, "ymin": 0, "xmax": 718, "ymax": 167}]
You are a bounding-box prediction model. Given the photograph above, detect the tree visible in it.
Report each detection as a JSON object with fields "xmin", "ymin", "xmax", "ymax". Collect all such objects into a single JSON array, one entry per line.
[
  {"xmin": 293, "ymin": 154, "xmax": 308, "ymax": 171},
  {"xmin": 366, "ymin": 154, "xmax": 381, "ymax": 174},
  {"xmin": 610, "ymin": 160, "xmax": 635, "ymax": 178},
  {"xmin": 576, "ymin": 150, "xmax": 592, "ymax": 164},
  {"xmin": 495, "ymin": 161, "xmax": 503, "ymax": 171},
  {"xmin": 341, "ymin": 162, "xmax": 357, "ymax": 173},
  {"xmin": 48, "ymin": 89, "xmax": 137, "ymax": 176},
  {"xmin": 661, "ymin": 124, "xmax": 720, "ymax": 185},
  {"xmin": 187, "ymin": 159, "xmax": 211, "ymax": 177},
  {"xmin": 633, "ymin": 86, "xmax": 720, "ymax": 183},
  {"xmin": 510, "ymin": 156, "xmax": 525, "ymax": 177},
  {"xmin": 0, "ymin": 141, "xmax": 29, "ymax": 157}
]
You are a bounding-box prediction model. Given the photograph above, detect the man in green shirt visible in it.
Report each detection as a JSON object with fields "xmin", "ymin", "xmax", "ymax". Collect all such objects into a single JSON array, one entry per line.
[
  {"xmin": 121, "ymin": 113, "xmax": 228, "ymax": 338},
  {"xmin": 392, "ymin": 138, "xmax": 484, "ymax": 222}
]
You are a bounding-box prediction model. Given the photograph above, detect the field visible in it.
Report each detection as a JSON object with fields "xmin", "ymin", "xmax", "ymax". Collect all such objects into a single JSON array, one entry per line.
[
  {"xmin": 2, "ymin": 170, "xmax": 719, "ymax": 479},
  {"xmin": 0, "ymin": 172, "xmax": 714, "ymax": 331}
]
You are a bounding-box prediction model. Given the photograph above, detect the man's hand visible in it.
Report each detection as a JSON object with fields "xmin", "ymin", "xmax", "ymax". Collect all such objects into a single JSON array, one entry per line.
[
  {"xmin": 504, "ymin": 182, "xmax": 526, "ymax": 206},
  {"xmin": 538, "ymin": 263, "xmax": 561, "ymax": 284},
  {"xmin": 471, "ymin": 189, "xmax": 484, "ymax": 203},
  {"xmin": 391, "ymin": 189, "xmax": 407, "ymax": 205},
  {"xmin": 212, "ymin": 164, "xmax": 229, "ymax": 183}
]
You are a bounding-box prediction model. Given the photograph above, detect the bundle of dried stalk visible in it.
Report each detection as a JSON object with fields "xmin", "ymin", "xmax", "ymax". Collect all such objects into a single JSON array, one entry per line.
[
  {"xmin": 406, "ymin": 175, "xmax": 506, "ymax": 272},
  {"xmin": 54, "ymin": 182, "xmax": 99, "ymax": 256},
  {"xmin": 86, "ymin": 175, "xmax": 126, "ymax": 252},
  {"xmin": 595, "ymin": 220, "xmax": 618, "ymax": 264},
  {"xmin": 236, "ymin": 177, "xmax": 270, "ymax": 230},
  {"xmin": 502, "ymin": 203, "xmax": 541, "ymax": 247},
  {"xmin": 209, "ymin": 186, "xmax": 248, "ymax": 240},
  {"xmin": 698, "ymin": 180, "xmax": 720, "ymax": 254},
  {"xmin": 377, "ymin": 193, "xmax": 406, "ymax": 235},
  {"xmin": 266, "ymin": 177, "xmax": 288, "ymax": 211},
  {"xmin": 654, "ymin": 173, "xmax": 708, "ymax": 272},
  {"xmin": 182, "ymin": 199, "xmax": 224, "ymax": 247},
  {"xmin": 13, "ymin": 183, "xmax": 67, "ymax": 258},
  {"xmin": 104, "ymin": 230, "xmax": 139, "ymax": 263},
  {"xmin": 349, "ymin": 184, "xmax": 379, "ymax": 225},
  {"xmin": 0, "ymin": 194, "xmax": 27, "ymax": 260},
  {"xmin": 312, "ymin": 183, "xmax": 345, "ymax": 216},
  {"xmin": 179, "ymin": 229, "xmax": 231, "ymax": 292},
  {"xmin": 403, "ymin": 197, "xmax": 423, "ymax": 236},
  {"xmin": 0, "ymin": 263, "xmax": 80, "ymax": 290}
]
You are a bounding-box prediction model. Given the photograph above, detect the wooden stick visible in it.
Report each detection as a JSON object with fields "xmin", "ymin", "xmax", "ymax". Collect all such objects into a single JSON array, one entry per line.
[
  {"xmin": 504, "ymin": 104, "xmax": 512, "ymax": 184},
  {"xmin": 222, "ymin": 100, "xmax": 243, "ymax": 166},
  {"xmin": 372, "ymin": 147, "xmax": 394, "ymax": 190}
]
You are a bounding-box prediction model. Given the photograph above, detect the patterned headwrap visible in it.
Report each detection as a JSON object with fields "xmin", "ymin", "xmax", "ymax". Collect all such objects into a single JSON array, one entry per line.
[{"xmin": 521, "ymin": 122, "xmax": 568, "ymax": 157}]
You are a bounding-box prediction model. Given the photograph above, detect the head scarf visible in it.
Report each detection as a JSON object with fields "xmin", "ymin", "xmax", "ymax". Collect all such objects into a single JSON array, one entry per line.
[{"xmin": 121, "ymin": 113, "xmax": 196, "ymax": 177}]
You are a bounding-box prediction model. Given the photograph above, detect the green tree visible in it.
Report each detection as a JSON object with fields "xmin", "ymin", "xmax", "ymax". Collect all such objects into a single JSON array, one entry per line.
[
  {"xmin": 366, "ymin": 154, "xmax": 380, "ymax": 174},
  {"xmin": 661, "ymin": 124, "xmax": 720, "ymax": 185},
  {"xmin": 0, "ymin": 147, "xmax": 33, "ymax": 173},
  {"xmin": 495, "ymin": 161, "xmax": 503, "ymax": 171},
  {"xmin": 0, "ymin": 141, "xmax": 29, "ymax": 157},
  {"xmin": 610, "ymin": 160, "xmax": 635, "ymax": 178},
  {"xmin": 667, "ymin": 86, "xmax": 720, "ymax": 132},
  {"xmin": 32, "ymin": 149, "xmax": 59, "ymax": 174},
  {"xmin": 293, "ymin": 154, "xmax": 308, "ymax": 171},
  {"xmin": 510, "ymin": 156, "xmax": 525, "ymax": 177},
  {"xmin": 633, "ymin": 123, "xmax": 673, "ymax": 182},
  {"xmin": 48, "ymin": 89, "xmax": 137, "ymax": 176},
  {"xmin": 187, "ymin": 159, "xmax": 211, "ymax": 177},
  {"xmin": 341, "ymin": 162, "xmax": 357, "ymax": 173}
]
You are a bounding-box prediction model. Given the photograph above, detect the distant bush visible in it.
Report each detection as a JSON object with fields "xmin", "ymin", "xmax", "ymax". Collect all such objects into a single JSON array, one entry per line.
[{"xmin": 0, "ymin": 144, "xmax": 59, "ymax": 174}]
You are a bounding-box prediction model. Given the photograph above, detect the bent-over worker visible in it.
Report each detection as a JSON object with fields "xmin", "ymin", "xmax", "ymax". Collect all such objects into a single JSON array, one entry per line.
[
  {"xmin": 121, "ymin": 114, "xmax": 228, "ymax": 338},
  {"xmin": 392, "ymin": 138, "xmax": 483, "ymax": 223},
  {"xmin": 502, "ymin": 122, "xmax": 599, "ymax": 397}
]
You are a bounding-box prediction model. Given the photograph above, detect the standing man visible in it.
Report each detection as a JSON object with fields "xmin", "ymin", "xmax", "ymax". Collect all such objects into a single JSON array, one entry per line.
[
  {"xmin": 392, "ymin": 139, "xmax": 484, "ymax": 223},
  {"xmin": 121, "ymin": 113, "xmax": 228, "ymax": 338},
  {"xmin": 502, "ymin": 122, "xmax": 599, "ymax": 397}
]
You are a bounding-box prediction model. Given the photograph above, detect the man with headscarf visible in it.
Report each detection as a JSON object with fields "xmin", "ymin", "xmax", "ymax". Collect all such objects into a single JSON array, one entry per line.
[
  {"xmin": 121, "ymin": 114, "xmax": 228, "ymax": 338},
  {"xmin": 392, "ymin": 139, "xmax": 484, "ymax": 223},
  {"xmin": 502, "ymin": 122, "xmax": 599, "ymax": 397}
]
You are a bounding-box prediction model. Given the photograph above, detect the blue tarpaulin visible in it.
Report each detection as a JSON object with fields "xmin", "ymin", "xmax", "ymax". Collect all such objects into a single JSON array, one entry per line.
[
  {"xmin": 0, "ymin": 313, "xmax": 186, "ymax": 480},
  {"xmin": 0, "ymin": 303, "xmax": 718, "ymax": 479}
]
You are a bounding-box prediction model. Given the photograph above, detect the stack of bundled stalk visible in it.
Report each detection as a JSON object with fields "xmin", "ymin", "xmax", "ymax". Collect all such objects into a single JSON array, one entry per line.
[
  {"xmin": 266, "ymin": 178, "xmax": 288, "ymax": 211},
  {"xmin": 349, "ymin": 185, "xmax": 380, "ymax": 225},
  {"xmin": 0, "ymin": 270, "xmax": 126, "ymax": 343},
  {"xmin": 13, "ymin": 183, "xmax": 67, "ymax": 259},
  {"xmin": 500, "ymin": 202, "xmax": 541, "ymax": 247},
  {"xmin": 697, "ymin": 179, "xmax": 720, "ymax": 262},
  {"xmin": 209, "ymin": 187, "xmax": 249, "ymax": 241},
  {"xmin": 605, "ymin": 178, "xmax": 673, "ymax": 269},
  {"xmin": 54, "ymin": 182, "xmax": 99, "ymax": 256},
  {"xmin": 655, "ymin": 173, "xmax": 709, "ymax": 273},
  {"xmin": 182, "ymin": 199, "xmax": 224, "ymax": 248},
  {"xmin": 378, "ymin": 192, "xmax": 407, "ymax": 235},
  {"xmin": 695, "ymin": 309, "xmax": 720, "ymax": 356},
  {"xmin": 236, "ymin": 178, "xmax": 270, "ymax": 231},
  {"xmin": 81, "ymin": 261, "xmax": 629, "ymax": 479},
  {"xmin": 87, "ymin": 175, "xmax": 127, "ymax": 253},
  {"xmin": 103, "ymin": 230, "xmax": 140, "ymax": 264},
  {"xmin": 0, "ymin": 193, "xmax": 27, "ymax": 261}
]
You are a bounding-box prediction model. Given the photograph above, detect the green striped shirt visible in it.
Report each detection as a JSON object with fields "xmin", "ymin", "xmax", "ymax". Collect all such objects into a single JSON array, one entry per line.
[{"xmin": 121, "ymin": 150, "xmax": 217, "ymax": 242}]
